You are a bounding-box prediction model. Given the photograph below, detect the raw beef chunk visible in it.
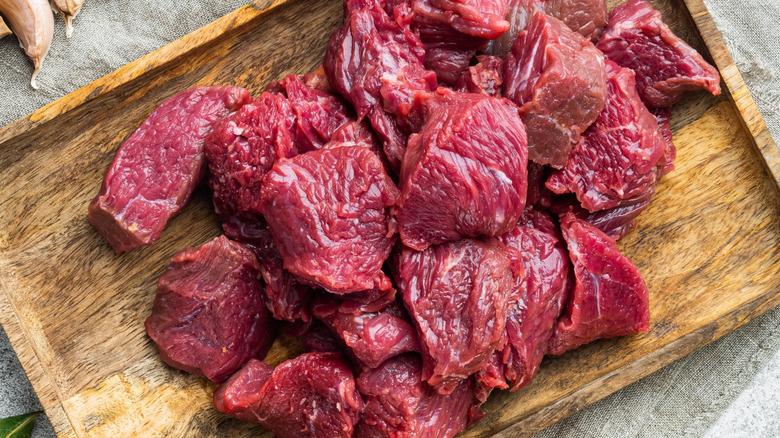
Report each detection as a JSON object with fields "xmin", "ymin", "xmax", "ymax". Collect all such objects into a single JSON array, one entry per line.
[
  {"xmin": 327, "ymin": 120, "xmax": 382, "ymax": 152},
  {"xmin": 312, "ymin": 297, "xmax": 420, "ymax": 368},
  {"xmin": 488, "ymin": 0, "xmax": 607, "ymax": 57},
  {"xmin": 424, "ymin": 48, "xmax": 476, "ymax": 87},
  {"xmin": 393, "ymin": 238, "xmax": 516, "ymax": 393},
  {"xmin": 260, "ymin": 146, "xmax": 400, "ymax": 294},
  {"xmin": 526, "ymin": 162, "xmax": 554, "ymax": 209},
  {"xmin": 503, "ymin": 12, "xmax": 607, "ymax": 168},
  {"xmin": 145, "ymin": 235, "xmax": 275, "ymax": 382},
  {"xmin": 204, "ymin": 92, "xmax": 297, "ymax": 223},
  {"xmin": 213, "ymin": 353, "xmax": 363, "ymax": 438},
  {"xmin": 455, "ymin": 55, "xmax": 504, "ymax": 96},
  {"xmin": 265, "ymin": 73, "xmax": 352, "ymax": 152},
  {"xmin": 494, "ymin": 208, "xmax": 571, "ymax": 389},
  {"xmin": 652, "ymin": 106, "xmax": 676, "ymax": 176},
  {"xmin": 397, "ymin": 90, "xmax": 528, "ymax": 250},
  {"xmin": 411, "ymin": 0, "xmax": 510, "ymax": 40},
  {"xmin": 596, "ymin": 0, "xmax": 721, "ymax": 108},
  {"xmin": 548, "ymin": 214, "xmax": 650, "ymax": 355},
  {"xmin": 356, "ymin": 354, "xmax": 482, "ymax": 438},
  {"xmin": 546, "ymin": 61, "xmax": 666, "ymax": 212},
  {"xmin": 324, "ymin": 0, "xmax": 437, "ymax": 171},
  {"xmin": 89, "ymin": 86, "xmax": 251, "ymax": 253}
]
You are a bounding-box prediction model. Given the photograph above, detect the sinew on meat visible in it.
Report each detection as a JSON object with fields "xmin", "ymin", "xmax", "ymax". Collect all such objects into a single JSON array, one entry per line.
[{"xmin": 88, "ymin": 86, "xmax": 251, "ymax": 253}]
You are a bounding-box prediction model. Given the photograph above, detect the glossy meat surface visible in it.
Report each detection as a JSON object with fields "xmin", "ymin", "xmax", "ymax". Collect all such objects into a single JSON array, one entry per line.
[
  {"xmin": 411, "ymin": 0, "xmax": 510, "ymax": 39},
  {"xmin": 496, "ymin": 208, "xmax": 572, "ymax": 389},
  {"xmin": 312, "ymin": 297, "xmax": 420, "ymax": 368},
  {"xmin": 393, "ymin": 238, "xmax": 515, "ymax": 393},
  {"xmin": 487, "ymin": 0, "xmax": 607, "ymax": 57},
  {"xmin": 503, "ymin": 12, "xmax": 606, "ymax": 168},
  {"xmin": 260, "ymin": 146, "xmax": 400, "ymax": 294},
  {"xmin": 548, "ymin": 214, "xmax": 650, "ymax": 355},
  {"xmin": 89, "ymin": 85, "xmax": 251, "ymax": 253},
  {"xmin": 265, "ymin": 73, "xmax": 352, "ymax": 153},
  {"xmin": 397, "ymin": 90, "xmax": 528, "ymax": 250},
  {"xmin": 596, "ymin": 0, "xmax": 721, "ymax": 108},
  {"xmin": 455, "ymin": 55, "xmax": 504, "ymax": 96},
  {"xmin": 213, "ymin": 353, "xmax": 363, "ymax": 438},
  {"xmin": 546, "ymin": 61, "xmax": 666, "ymax": 212},
  {"xmin": 324, "ymin": 0, "xmax": 437, "ymax": 171},
  {"xmin": 145, "ymin": 235, "xmax": 274, "ymax": 382},
  {"xmin": 356, "ymin": 354, "xmax": 481, "ymax": 438},
  {"xmin": 204, "ymin": 92, "xmax": 297, "ymax": 223}
]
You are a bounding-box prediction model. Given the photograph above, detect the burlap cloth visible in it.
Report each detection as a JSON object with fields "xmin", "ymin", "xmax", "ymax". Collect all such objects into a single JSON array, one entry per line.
[{"xmin": 0, "ymin": 0, "xmax": 778, "ymax": 436}]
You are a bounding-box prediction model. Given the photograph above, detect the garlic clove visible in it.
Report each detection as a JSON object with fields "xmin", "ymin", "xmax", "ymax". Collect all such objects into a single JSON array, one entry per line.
[
  {"xmin": 50, "ymin": 0, "xmax": 83, "ymax": 38},
  {"xmin": 0, "ymin": 0, "xmax": 55, "ymax": 89}
]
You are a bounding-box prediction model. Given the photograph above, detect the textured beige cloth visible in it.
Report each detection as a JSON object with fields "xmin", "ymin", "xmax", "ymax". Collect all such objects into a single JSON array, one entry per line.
[{"xmin": 0, "ymin": 1, "xmax": 778, "ymax": 437}]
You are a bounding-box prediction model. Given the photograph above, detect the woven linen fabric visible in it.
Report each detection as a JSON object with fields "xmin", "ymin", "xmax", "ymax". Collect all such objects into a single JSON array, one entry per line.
[{"xmin": 1, "ymin": 1, "xmax": 779, "ymax": 438}]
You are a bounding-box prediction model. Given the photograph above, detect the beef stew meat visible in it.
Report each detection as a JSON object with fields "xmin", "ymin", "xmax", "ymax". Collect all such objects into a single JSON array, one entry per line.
[
  {"xmin": 546, "ymin": 61, "xmax": 667, "ymax": 212},
  {"xmin": 145, "ymin": 235, "xmax": 275, "ymax": 383},
  {"xmin": 397, "ymin": 90, "xmax": 528, "ymax": 250},
  {"xmin": 393, "ymin": 238, "xmax": 517, "ymax": 394},
  {"xmin": 89, "ymin": 85, "xmax": 251, "ymax": 253},
  {"xmin": 324, "ymin": 0, "xmax": 437, "ymax": 172},
  {"xmin": 596, "ymin": 0, "xmax": 721, "ymax": 108},
  {"xmin": 455, "ymin": 55, "xmax": 504, "ymax": 96},
  {"xmin": 503, "ymin": 12, "xmax": 607, "ymax": 168},
  {"xmin": 312, "ymin": 297, "xmax": 420, "ymax": 369},
  {"xmin": 260, "ymin": 146, "xmax": 400, "ymax": 294},
  {"xmin": 548, "ymin": 214, "xmax": 651, "ymax": 355},
  {"xmin": 213, "ymin": 353, "xmax": 363, "ymax": 438},
  {"xmin": 356, "ymin": 354, "xmax": 482, "ymax": 438},
  {"xmin": 487, "ymin": 0, "xmax": 608, "ymax": 57}
]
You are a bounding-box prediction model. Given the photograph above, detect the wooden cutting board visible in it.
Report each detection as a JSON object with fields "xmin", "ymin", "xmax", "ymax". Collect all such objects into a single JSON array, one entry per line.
[{"xmin": 0, "ymin": 0, "xmax": 778, "ymax": 436}]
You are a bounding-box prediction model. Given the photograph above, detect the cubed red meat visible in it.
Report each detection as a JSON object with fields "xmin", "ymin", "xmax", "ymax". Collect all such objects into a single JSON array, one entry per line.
[
  {"xmin": 503, "ymin": 12, "xmax": 607, "ymax": 168},
  {"xmin": 89, "ymin": 86, "xmax": 251, "ymax": 253},
  {"xmin": 260, "ymin": 146, "xmax": 400, "ymax": 294},
  {"xmin": 145, "ymin": 235, "xmax": 275, "ymax": 383},
  {"xmin": 213, "ymin": 353, "xmax": 363, "ymax": 438},
  {"xmin": 546, "ymin": 61, "xmax": 666, "ymax": 212},
  {"xmin": 548, "ymin": 214, "xmax": 650, "ymax": 355},
  {"xmin": 356, "ymin": 354, "xmax": 482, "ymax": 438},
  {"xmin": 596, "ymin": 0, "xmax": 721, "ymax": 108},
  {"xmin": 393, "ymin": 238, "xmax": 517, "ymax": 394},
  {"xmin": 397, "ymin": 90, "xmax": 528, "ymax": 250}
]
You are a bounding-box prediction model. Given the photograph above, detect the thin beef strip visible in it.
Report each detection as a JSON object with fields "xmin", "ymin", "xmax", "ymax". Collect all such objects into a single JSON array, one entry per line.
[
  {"xmin": 356, "ymin": 354, "xmax": 483, "ymax": 438},
  {"xmin": 397, "ymin": 90, "xmax": 528, "ymax": 250},
  {"xmin": 145, "ymin": 235, "xmax": 275, "ymax": 383},
  {"xmin": 503, "ymin": 12, "xmax": 607, "ymax": 168},
  {"xmin": 260, "ymin": 146, "xmax": 399, "ymax": 294},
  {"xmin": 548, "ymin": 214, "xmax": 650, "ymax": 355},
  {"xmin": 89, "ymin": 85, "xmax": 251, "ymax": 253},
  {"xmin": 596, "ymin": 0, "xmax": 721, "ymax": 108},
  {"xmin": 213, "ymin": 353, "xmax": 363, "ymax": 438},
  {"xmin": 546, "ymin": 61, "xmax": 666, "ymax": 212},
  {"xmin": 393, "ymin": 238, "xmax": 517, "ymax": 394}
]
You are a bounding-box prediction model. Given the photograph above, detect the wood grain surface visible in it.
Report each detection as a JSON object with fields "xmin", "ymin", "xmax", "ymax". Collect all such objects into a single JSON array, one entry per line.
[{"xmin": 0, "ymin": 0, "xmax": 777, "ymax": 437}]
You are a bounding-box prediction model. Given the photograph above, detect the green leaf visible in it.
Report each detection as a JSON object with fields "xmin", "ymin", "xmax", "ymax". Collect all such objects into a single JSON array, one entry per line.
[{"xmin": 0, "ymin": 412, "xmax": 41, "ymax": 438}]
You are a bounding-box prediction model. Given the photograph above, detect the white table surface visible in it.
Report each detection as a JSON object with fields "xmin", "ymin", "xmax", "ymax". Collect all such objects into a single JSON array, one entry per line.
[{"xmin": 0, "ymin": 1, "xmax": 778, "ymax": 437}]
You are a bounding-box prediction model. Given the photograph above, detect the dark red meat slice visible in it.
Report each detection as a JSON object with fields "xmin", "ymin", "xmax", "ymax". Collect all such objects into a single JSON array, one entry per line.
[
  {"xmin": 324, "ymin": 0, "xmax": 437, "ymax": 171},
  {"xmin": 204, "ymin": 92, "xmax": 297, "ymax": 223},
  {"xmin": 88, "ymin": 85, "xmax": 251, "ymax": 253},
  {"xmin": 265, "ymin": 73, "xmax": 352, "ymax": 153},
  {"xmin": 145, "ymin": 235, "xmax": 275, "ymax": 383},
  {"xmin": 503, "ymin": 12, "xmax": 607, "ymax": 168},
  {"xmin": 493, "ymin": 208, "xmax": 571, "ymax": 390},
  {"xmin": 213, "ymin": 353, "xmax": 363, "ymax": 438},
  {"xmin": 424, "ymin": 47, "xmax": 476, "ymax": 87},
  {"xmin": 397, "ymin": 90, "xmax": 528, "ymax": 250},
  {"xmin": 551, "ymin": 194, "xmax": 653, "ymax": 241},
  {"xmin": 548, "ymin": 214, "xmax": 650, "ymax": 355},
  {"xmin": 596, "ymin": 0, "xmax": 721, "ymax": 108},
  {"xmin": 260, "ymin": 146, "xmax": 400, "ymax": 294},
  {"xmin": 652, "ymin": 106, "xmax": 676, "ymax": 176},
  {"xmin": 356, "ymin": 354, "xmax": 482, "ymax": 438},
  {"xmin": 312, "ymin": 297, "xmax": 420, "ymax": 368},
  {"xmin": 546, "ymin": 61, "xmax": 666, "ymax": 212},
  {"xmin": 393, "ymin": 238, "xmax": 516, "ymax": 393},
  {"xmin": 455, "ymin": 55, "xmax": 504, "ymax": 96},
  {"xmin": 487, "ymin": 0, "xmax": 607, "ymax": 57}
]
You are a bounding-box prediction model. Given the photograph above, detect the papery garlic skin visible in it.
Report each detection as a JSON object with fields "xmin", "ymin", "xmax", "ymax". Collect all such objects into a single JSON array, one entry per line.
[{"xmin": 0, "ymin": 0, "xmax": 55, "ymax": 89}]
